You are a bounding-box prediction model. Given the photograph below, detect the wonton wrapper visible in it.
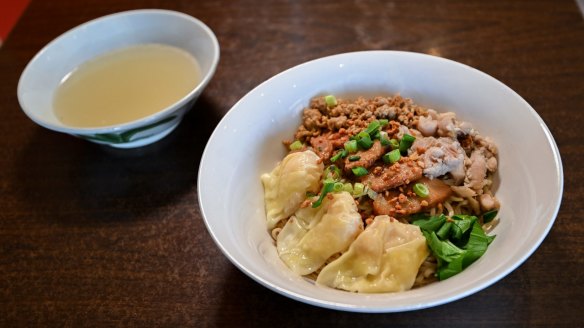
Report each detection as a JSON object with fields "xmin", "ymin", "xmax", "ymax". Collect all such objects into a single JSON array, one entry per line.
[
  {"xmin": 261, "ymin": 150, "xmax": 324, "ymax": 229},
  {"xmin": 316, "ymin": 215, "xmax": 428, "ymax": 293},
  {"xmin": 277, "ymin": 192, "xmax": 363, "ymax": 276}
]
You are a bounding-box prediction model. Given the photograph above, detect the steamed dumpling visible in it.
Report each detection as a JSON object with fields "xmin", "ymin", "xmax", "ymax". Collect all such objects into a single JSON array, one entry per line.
[
  {"xmin": 316, "ymin": 215, "xmax": 428, "ymax": 293},
  {"xmin": 277, "ymin": 192, "xmax": 363, "ymax": 276},
  {"xmin": 261, "ymin": 150, "xmax": 324, "ymax": 229}
]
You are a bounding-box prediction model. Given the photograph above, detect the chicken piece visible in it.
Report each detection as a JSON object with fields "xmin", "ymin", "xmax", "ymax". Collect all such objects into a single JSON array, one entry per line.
[
  {"xmin": 436, "ymin": 112, "xmax": 457, "ymax": 137},
  {"xmin": 479, "ymin": 193, "xmax": 499, "ymax": 211},
  {"xmin": 466, "ymin": 149, "xmax": 487, "ymax": 191},
  {"xmin": 373, "ymin": 177, "xmax": 453, "ymax": 216},
  {"xmin": 417, "ymin": 115, "xmax": 438, "ymax": 137},
  {"xmin": 361, "ymin": 158, "xmax": 423, "ymax": 193},
  {"xmin": 410, "ymin": 136, "xmax": 466, "ymax": 183},
  {"xmin": 344, "ymin": 140, "xmax": 385, "ymax": 171}
]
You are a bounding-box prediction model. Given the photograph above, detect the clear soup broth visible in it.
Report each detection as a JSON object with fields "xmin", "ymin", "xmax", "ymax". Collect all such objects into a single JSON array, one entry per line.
[{"xmin": 53, "ymin": 44, "xmax": 201, "ymax": 128}]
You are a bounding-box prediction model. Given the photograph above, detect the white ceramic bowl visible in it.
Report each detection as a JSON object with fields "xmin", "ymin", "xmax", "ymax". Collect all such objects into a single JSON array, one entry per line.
[
  {"xmin": 18, "ymin": 9, "xmax": 219, "ymax": 148},
  {"xmin": 198, "ymin": 51, "xmax": 563, "ymax": 312}
]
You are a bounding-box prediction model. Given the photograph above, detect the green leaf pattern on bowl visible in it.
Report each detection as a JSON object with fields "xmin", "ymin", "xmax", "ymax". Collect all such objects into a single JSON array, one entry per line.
[{"xmin": 79, "ymin": 116, "xmax": 176, "ymax": 144}]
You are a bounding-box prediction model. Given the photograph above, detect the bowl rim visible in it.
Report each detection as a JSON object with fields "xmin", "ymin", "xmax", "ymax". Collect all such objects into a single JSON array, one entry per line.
[
  {"xmin": 17, "ymin": 9, "xmax": 220, "ymax": 134},
  {"xmin": 197, "ymin": 50, "xmax": 564, "ymax": 312}
]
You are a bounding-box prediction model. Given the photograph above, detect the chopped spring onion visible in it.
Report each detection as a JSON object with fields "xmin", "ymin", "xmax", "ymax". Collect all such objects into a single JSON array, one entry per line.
[
  {"xmin": 324, "ymin": 165, "xmax": 342, "ymax": 181},
  {"xmin": 379, "ymin": 131, "xmax": 391, "ymax": 146},
  {"xmin": 353, "ymin": 182, "xmax": 365, "ymax": 196},
  {"xmin": 344, "ymin": 140, "xmax": 358, "ymax": 153},
  {"xmin": 352, "ymin": 166, "xmax": 368, "ymax": 177},
  {"xmin": 325, "ymin": 95, "xmax": 337, "ymax": 107},
  {"xmin": 399, "ymin": 134, "xmax": 416, "ymax": 153},
  {"xmin": 382, "ymin": 149, "xmax": 401, "ymax": 164},
  {"xmin": 289, "ymin": 140, "xmax": 303, "ymax": 151},
  {"xmin": 379, "ymin": 119, "xmax": 389, "ymax": 126},
  {"xmin": 312, "ymin": 181, "xmax": 335, "ymax": 208},
  {"xmin": 330, "ymin": 149, "xmax": 347, "ymax": 162},
  {"xmin": 357, "ymin": 134, "xmax": 373, "ymax": 149},
  {"xmin": 389, "ymin": 138, "xmax": 399, "ymax": 150},
  {"xmin": 483, "ymin": 210, "xmax": 498, "ymax": 223},
  {"xmin": 333, "ymin": 182, "xmax": 344, "ymax": 192},
  {"xmin": 357, "ymin": 131, "xmax": 370, "ymax": 139},
  {"xmin": 364, "ymin": 120, "xmax": 381, "ymax": 135},
  {"xmin": 342, "ymin": 183, "xmax": 354, "ymax": 193},
  {"xmin": 413, "ymin": 182, "xmax": 429, "ymax": 198},
  {"xmin": 348, "ymin": 155, "xmax": 361, "ymax": 162}
]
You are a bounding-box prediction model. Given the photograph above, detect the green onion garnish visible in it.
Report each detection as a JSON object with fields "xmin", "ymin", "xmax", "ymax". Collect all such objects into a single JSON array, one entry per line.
[
  {"xmin": 364, "ymin": 120, "xmax": 381, "ymax": 135},
  {"xmin": 333, "ymin": 182, "xmax": 344, "ymax": 192},
  {"xmin": 353, "ymin": 182, "xmax": 365, "ymax": 196},
  {"xmin": 399, "ymin": 134, "xmax": 416, "ymax": 153},
  {"xmin": 352, "ymin": 166, "xmax": 368, "ymax": 177},
  {"xmin": 342, "ymin": 183, "xmax": 354, "ymax": 193},
  {"xmin": 413, "ymin": 182, "xmax": 429, "ymax": 198},
  {"xmin": 379, "ymin": 131, "xmax": 391, "ymax": 146},
  {"xmin": 324, "ymin": 165, "xmax": 342, "ymax": 181},
  {"xmin": 389, "ymin": 139, "xmax": 399, "ymax": 150},
  {"xmin": 344, "ymin": 140, "xmax": 358, "ymax": 153},
  {"xmin": 357, "ymin": 131, "xmax": 369, "ymax": 139},
  {"xmin": 312, "ymin": 181, "xmax": 335, "ymax": 208},
  {"xmin": 382, "ymin": 149, "xmax": 401, "ymax": 164},
  {"xmin": 330, "ymin": 149, "xmax": 347, "ymax": 162},
  {"xmin": 348, "ymin": 155, "xmax": 361, "ymax": 162},
  {"xmin": 324, "ymin": 95, "xmax": 337, "ymax": 107},
  {"xmin": 289, "ymin": 140, "xmax": 303, "ymax": 151},
  {"xmin": 357, "ymin": 134, "xmax": 373, "ymax": 149},
  {"xmin": 379, "ymin": 119, "xmax": 389, "ymax": 126}
]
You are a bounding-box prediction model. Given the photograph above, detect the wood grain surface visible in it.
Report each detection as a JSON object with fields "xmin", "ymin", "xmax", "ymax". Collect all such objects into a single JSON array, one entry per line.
[{"xmin": 1, "ymin": 0, "xmax": 583, "ymax": 327}]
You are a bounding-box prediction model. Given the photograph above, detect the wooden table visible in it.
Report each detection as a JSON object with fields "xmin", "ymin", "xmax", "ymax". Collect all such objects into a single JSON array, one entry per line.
[{"xmin": 1, "ymin": 0, "xmax": 583, "ymax": 326}]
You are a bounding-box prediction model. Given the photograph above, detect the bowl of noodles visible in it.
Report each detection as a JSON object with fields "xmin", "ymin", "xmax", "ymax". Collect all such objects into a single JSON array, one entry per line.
[{"xmin": 197, "ymin": 51, "xmax": 563, "ymax": 312}]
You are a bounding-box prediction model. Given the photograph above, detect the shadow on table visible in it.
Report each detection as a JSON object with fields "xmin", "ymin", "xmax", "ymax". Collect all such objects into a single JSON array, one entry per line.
[{"xmin": 12, "ymin": 94, "xmax": 225, "ymax": 224}]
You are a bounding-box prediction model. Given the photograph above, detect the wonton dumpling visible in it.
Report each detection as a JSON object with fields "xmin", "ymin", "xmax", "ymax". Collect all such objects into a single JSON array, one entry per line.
[
  {"xmin": 316, "ymin": 215, "xmax": 428, "ymax": 293},
  {"xmin": 277, "ymin": 192, "xmax": 363, "ymax": 276},
  {"xmin": 261, "ymin": 150, "xmax": 324, "ymax": 229}
]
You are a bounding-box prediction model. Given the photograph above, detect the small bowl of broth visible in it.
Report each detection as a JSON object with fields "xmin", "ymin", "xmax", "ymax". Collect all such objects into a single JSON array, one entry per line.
[{"xmin": 17, "ymin": 9, "xmax": 219, "ymax": 148}]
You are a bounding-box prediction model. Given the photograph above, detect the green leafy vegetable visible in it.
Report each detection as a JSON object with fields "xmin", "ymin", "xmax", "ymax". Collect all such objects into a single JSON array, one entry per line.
[
  {"xmin": 413, "ymin": 214, "xmax": 495, "ymax": 280},
  {"xmin": 413, "ymin": 214, "xmax": 447, "ymax": 232},
  {"xmin": 483, "ymin": 210, "xmax": 498, "ymax": 223}
]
